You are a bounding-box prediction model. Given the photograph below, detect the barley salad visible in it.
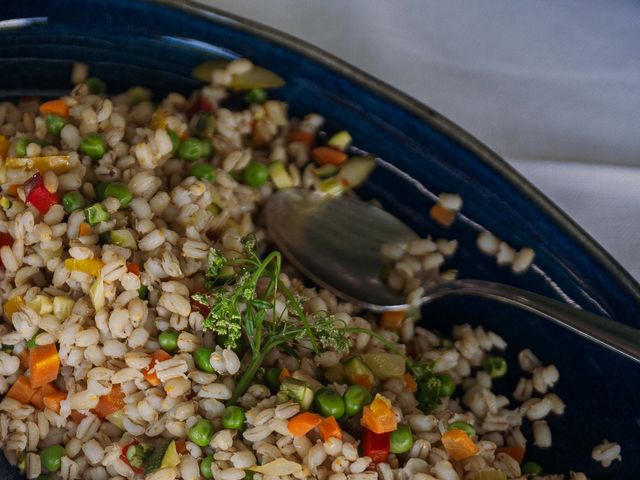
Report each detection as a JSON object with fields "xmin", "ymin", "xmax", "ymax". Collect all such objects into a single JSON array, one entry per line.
[{"xmin": 0, "ymin": 59, "xmax": 618, "ymax": 480}]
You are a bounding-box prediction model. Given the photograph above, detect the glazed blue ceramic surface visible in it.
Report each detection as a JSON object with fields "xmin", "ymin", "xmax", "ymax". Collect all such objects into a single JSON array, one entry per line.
[{"xmin": 0, "ymin": 1, "xmax": 637, "ymax": 478}]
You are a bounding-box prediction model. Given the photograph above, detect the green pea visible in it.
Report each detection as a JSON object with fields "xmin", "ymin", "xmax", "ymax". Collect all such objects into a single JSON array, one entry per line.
[
  {"xmin": 40, "ymin": 444, "xmax": 65, "ymax": 471},
  {"xmin": 80, "ymin": 132, "xmax": 107, "ymax": 160},
  {"xmin": 95, "ymin": 182, "xmax": 109, "ymax": 201},
  {"xmin": 244, "ymin": 472, "xmax": 254, "ymax": 480},
  {"xmin": 343, "ymin": 384, "xmax": 372, "ymax": 416},
  {"xmin": 222, "ymin": 405, "xmax": 245, "ymax": 430},
  {"xmin": 46, "ymin": 114, "xmax": 66, "ymax": 136},
  {"xmin": 138, "ymin": 285, "xmax": 149, "ymax": 300},
  {"xmin": 167, "ymin": 128, "xmax": 181, "ymax": 153},
  {"xmin": 158, "ymin": 329, "xmax": 179, "ymax": 353},
  {"xmin": 104, "ymin": 182, "xmax": 133, "ymax": 208},
  {"xmin": 62, "ymin": 192, "xmax": 86, "ymax": 214},
  {"xmin": 438, "ymin": 373, "xmax": 456, "ymax": 397},
  {"xmin": 390, "ymin": 424, "xmax": 413, "ymax": 454},
  {"xmin": 85, "ymin": 77, "xmax": 106, "ymax": 95},
  {"xmin": 265, "ymin": 367, "xmax": 282, "ymax": 392},
  {"xmin": 187, "ymin": 418, "xmax": 215, "ymax": 447},
  {"xmin": 522, "ymin": 462, "xmax": 543, "ymax": 475},
  {"xmin": 193, "ymin": 347, "xmax": 215, "ymax": 373},
  {"xmin": 482, "ymin": 356, "xmax": 508, "ymax": 379},
  {"xmin": 245, "ymin": 88, "xmax": 267, "ymax": 104},
  {"xmin": 200, "ymin": 454, "xmax": 214, "ymax": 479},
  {"xmin": 447, "ymin": 421, "xmax": 475, "ymax": 437},
  {"xmin": 190, "ymin": 163, "xmax": 216, "ymax": 183},
  {"xmin": 241, "ymin": 162, "xmax": 269, "ymax": 187},
  {"xmin": 15, "ymin": 138, "xmax": 28, "ymax": 157},
  {"xmin": 314, "ymin": 387, "xmax": 345, "ymax": 419},
  {"xmin": 85, "ymin": 203, "xmax": 109, "ymax": 226},
  {"xmin": 179, "ymin": 137, "xmax": 204, "ymax": 161}
]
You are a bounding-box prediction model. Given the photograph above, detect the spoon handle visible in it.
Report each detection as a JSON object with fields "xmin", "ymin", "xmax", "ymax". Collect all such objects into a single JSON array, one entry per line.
[{"xmin": 423, "ymin": 279, "xmax": 640, "ymax": 363}]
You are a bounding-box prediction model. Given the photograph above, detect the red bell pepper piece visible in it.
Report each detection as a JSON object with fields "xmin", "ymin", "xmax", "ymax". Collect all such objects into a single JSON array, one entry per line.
[
  {"xmin": 361, "ymin": 427, "xmax": 390, "ymax": 463},
  {"xmin": 186, "ymin": 97, "xmax": 214, "ymax": 118},
  {"xmin": 24, "ymin": 173, "xmax": 59, "ymax": 214}
]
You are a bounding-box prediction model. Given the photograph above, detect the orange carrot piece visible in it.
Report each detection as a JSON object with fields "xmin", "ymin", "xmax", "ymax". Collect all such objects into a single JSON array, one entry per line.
[
  {"xmin": 79, "ymin": 222, "xmax": 91, "ymax": 236},
  {"xmin": 361, "ymin": 395, "xmax": 397, "ymax": 434},
  {"xmin": 70, "ymin": 410, "xmax": 86, "ymax": 424},
  {"xmin": 40, "ymin": 99, "xmax": 69, "ymax": 118},
  {"xmin": 17, "ymin": 349, "xmax": 30, "ymax": 369},
  {"xmin": 43, "ymin": 389, "xmax": 67, "ymax": 413},
  {"xmin": 6, "ymin": 376, "xmax": 35, "ymax": 405},
  {"xmin": 287, "ymin": 130, "xmax": 315, "ymax": 149},
  {"xmin": 287, "ymin": 412, "xmax": 322, "ymax": 437},
  {"xmin": 175, "ymin": 440, "xmax": 187, "ymax": 455},
  {"xmin": 429, "ymin": 203, "xmax": 456, "ymax": 227},
  {"xmin": 29, "ymin": 344, "xmax": 60, "ymax": 389},
  {"xmin": 5, "ymin": 184, "xmax": 19, "ymax": 196},
  {"xmin": 311, "ymin": 147, "xmax": 348, "ymax": 166},
  {"xmin": 142, "ymin": 350, "xmax": 173, "ymax": 386},
  {"xmin": 380, "ymin": 310, "xmax": 405, "ymax": 332},
  {"xmin": 441, "ymin": 429, "xmax": 480, "ymax": 460},
  {"xmin": 403, "ymin": 372, "xmax": 417, "ymax": 393},
  {"xmin": 126, "ymin": 262, "xmax": 141, "ymax": 276},
  {"xmin": 278, "ymin": 368, "xmax": 291, "ymax": 383},
  {"xmin": 496, "ymin": 445, "xmax": 526, "ymax": 465},
  {"xmin": 352, "ymin": 374, "xmax": 374, "ymax": 389},
  {"xmin": 318, "ymin": 416, "xmax": 342, "ymax": 442},
  {"xmin": 93, "ymin": 384, "xmax": 125, "ymax": 419},
  {"xmin": 0, "ymin": 135, "xmax": 9, "ymax": 159},
  {"xmin": 30, "ymin": 383, "xmax": 58, "ymax": 410}
]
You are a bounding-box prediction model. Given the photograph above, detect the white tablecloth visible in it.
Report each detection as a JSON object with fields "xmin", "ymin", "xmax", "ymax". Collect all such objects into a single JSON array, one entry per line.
[{"xmin": 200, "ymin": 0, "xmax": 640, "ymax": 279}]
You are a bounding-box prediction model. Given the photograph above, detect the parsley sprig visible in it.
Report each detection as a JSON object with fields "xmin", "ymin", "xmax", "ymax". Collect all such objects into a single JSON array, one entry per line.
[{"xmin": 193, "ymin": 236, "xmax": 351, "ymax": 403}]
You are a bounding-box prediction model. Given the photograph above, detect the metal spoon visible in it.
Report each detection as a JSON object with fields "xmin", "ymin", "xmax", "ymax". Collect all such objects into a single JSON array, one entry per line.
[{"xmin": 264, "ymin": 188, "xmax": 640, "ymax": 363}]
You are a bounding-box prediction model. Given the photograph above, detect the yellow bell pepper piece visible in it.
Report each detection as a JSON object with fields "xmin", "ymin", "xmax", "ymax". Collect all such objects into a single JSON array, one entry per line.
[
  {"xmin": 150, "ymin": 108, "xmax": 167, "ymax": 129},
  {"xmin": 5, "ymin": 155, "xmax": 71, "ymax": 175},
  {"xmin": 0, "ymin": 135, "xmax": 9, "ymax": 159},
  {"xmin": 3, "ymin": 295, "xmax": 24, "ymax": 320},
  {"xmin": 64, "ymin": 258, "xmax": 104, "ymax": 277}
]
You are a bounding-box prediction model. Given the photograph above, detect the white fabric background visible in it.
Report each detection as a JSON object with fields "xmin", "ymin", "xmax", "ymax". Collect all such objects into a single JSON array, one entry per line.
[{"xmin": 199, "ymin": 0, "xmax": 640, "ymax": 279}]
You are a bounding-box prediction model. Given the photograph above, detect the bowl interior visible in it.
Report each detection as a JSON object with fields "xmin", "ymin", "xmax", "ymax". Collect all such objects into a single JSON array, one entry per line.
[{"xmin": 0, "ymin": 1, "xmax": 638, "ymax": 477}]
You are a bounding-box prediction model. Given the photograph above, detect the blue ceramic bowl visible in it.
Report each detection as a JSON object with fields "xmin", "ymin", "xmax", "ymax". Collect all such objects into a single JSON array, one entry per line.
[{"xmin": 1, "ymin": 1, "xmax": 638, "ymax": 478}]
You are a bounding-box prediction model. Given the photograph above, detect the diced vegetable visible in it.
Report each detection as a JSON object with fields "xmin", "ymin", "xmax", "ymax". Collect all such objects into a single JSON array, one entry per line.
[
  {"xmin": 6, "ymin": 376, "xmax": 35, "ymax": 404},
  {"xmin": 314, "ymin": 388, "xmax": 345, "ymax": 419},
  {"xmin": 318, "ymin": 177, "xmax": 345, "ymax": 196},
  {"xmin": 323, "ymin": 363, "xmax": 347, "ymax": 384},
  {"xmin": 193, "ymin": 346, "xmax": 215, "ymax": 373},
  {"xmin": 53, "ymin": 296, "xmax": 74, "ymax": 320},
  {"xmin": 429, "ymin": 202, "xmax": 456, "ymax": 227},
  {"xmin": 30, "ymin": 383, "xmax": 58, "ymax": 410},
  {"xmin": 29, "ymin": 344, "xmax": 60, "ymax": 388},
  {"xmin": 278, "ymin": 368, "xmax": 291, "ymax": 383},
  {"xmin": 150, "ymin": 108, "xmax": 167, "ymax": 129},
  {"xmin": 268, "ymin": 161, "xmax": 294, "ymax": 189},
  {"xmin": 380, "ymin": 310, "xmax": 405, "ymax": 331},
  {"xmin": 448, "ymin": 421, "xmax": 476, "ymax": 438},
  {"xmin": 242, "ymin": 162, "xmax": 269, "ymax": 187},
  {"xmin": 522, "ymin": 462, "xmax": 543, "ymax": 475},
  {"xmin": 343, "ymin": 384, "xmax": 372, "ymax": 417},
  {"xmin": 122, "ymin": 441, "xmax": 147, "ymax": 474},
  {"xmin": 70, "ymin": 410, "xmax": 86, "ymax": 424},
  {"xmin": 249, "ymin": 458, "xmax": 302, "ymax": 476},
  {"xmin": 142, "ymin": 350, "xmax": 173, "ymax": 386},
  {"xmin": 40, "ymin": 444, "xmax": 66, "ymax": 472},
  {"xmin": 24, "ymin": 173, "xmax": 60, "ymax": 214},
  {"xmin": 361, "ymin": 352, "xmax": 406, "ymax": 380},
  {"xmin": 39, "ymin": 99, "xmax": 69, "ymax": 118},
  {"xmin": 62, "ymin": 191, "xmax": 86, "ymax": 213},
  {"xmin": 85, "ymin": 77, "xmax": 106, "ymax": 95},
  {"xmin": 314, "ymin": 164, "xmax": 340, "ymax": 179},
  {"xmin": 438, "ymin": 373, "xmax": 456, "ymax": 397},
  {"xmin": 127, "ymin": 262, "xmax": 141, "ymax": 276},
  {"xmin": 287, "ymin": 130, "xmax": 314, "ymax": 149},
  {"xmin": 245, "ymin": 88, "xmax": 268, "ymax": 104},
  {"xmin": 188, "ymin": 419, "xmax": 215, "ymax": 447},
  {"xmin": 222, "ymin": 405, "xmax": 245, "ymax": 430},
  {"xmin": 144, "ymin": 439, "xmax": 179, "ymax": 475},
  {"xmin": 361, "ymin": 428, "xmax": 390, "ymax": 463},
  {"xmin": 278, "ymin": 377, "xmax": 314, "ymax": 410},
  {"xmin": 403, "ymin": 372, "xmax": 418, "ymax": 393},
  {"xmin": 312, "ymin": 147, "xmax": 348, "ymax": 166},
  {"xmin": 104, "ymin": 182, "xmax": 133, "ymax": 208},
  {"xmin": 337, "ymin": 156, "xmax": 376, "ymax": 189},
  {"xmin": 361, "ymin": 394, "xmax": 397, "ymax": 434},
  {"xmin": 495, "ymin": 445, "xmax": 525, "ymax": 465},
  {"xmin": 189, "ymin": 163, "xmax": 216, "ymax": 183},
  {"xmin": 3, "ymin": 295, "xmax": 25, "ymax": 320},
  {"xmin": 174, "ymin": 440, "xmax": 187, "ymax": 455},
  {"xmin": 43, "ymin": 388, "xmax": 67, "ymax": 413},
  {"xmin": 390, "ymin": 425, "xmax": 414, "ymax": 454},
  {"xmin": 318, "ymin": 416, "xmax": 342, "ymax": 441},
  {"xmin": 0, "ymin": 134, "xmax": 9, "ymax": 159},
  {"xmin": 105, "ymin": 408, "xmax": 125, "ymax": 430},
  {"xmin": 93, "ymin": 384, "xmax": 125, "ymax": 419},
  {"xmin": 230, "ymin": 66, "xmax": 285, "ymax": 91},
  {"xmin": 79, "ymin": 133, "xmax": 107, "ymax": 160},
  {"xmin": 15, "ymin": 138, "xmax": 28, "ymax": 157},
  {"xmin": 46, "ymin": 114, "xmax": 66, "ymax": 136},
  {"xmin": 474, "ymin": 470, "xmax": 507, "ymax": 480},
  {"xmin": 6, "ymin": 155, "xmax": 71, "ymax": 174},
  {"xmin": 343, "ymin": 356, "xmax": 375, "ymax": 388},
  {"xmin": 85, "ymin": 203, "xmax": 109, "ymax": 225},
  {"xmin": 482, "ymin": 356, "xmax": 508, "ymax": 379},
  {"xmin": 64, "ymin": 258, "xmax": 104, "ymax": 276},
  {"xmin": 327, "ymin": 130, "xmax": 352, "ymax": 151},
  {"xmin": 287, "ymin": 412, "xmax": 322, "ymax": 437},
  {"xmin": 441, "ymin": 429, "xmax": 479, "ymax": 460},
  {"xmin": 110, "ymin": 229, "xmax": 137, "ymax": 249},
  {"xmin": 78, "ymin": 223, "xmax": 91, "ymax": 237}
]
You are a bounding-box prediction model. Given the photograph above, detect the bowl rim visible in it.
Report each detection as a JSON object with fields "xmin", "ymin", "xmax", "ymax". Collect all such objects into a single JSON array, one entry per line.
[{"xmin": 156, "ymin": 0, "xmax": 640, "ymax": 307}]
